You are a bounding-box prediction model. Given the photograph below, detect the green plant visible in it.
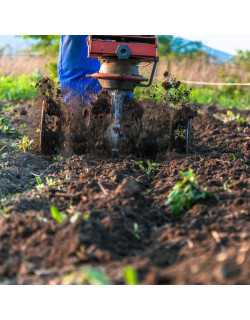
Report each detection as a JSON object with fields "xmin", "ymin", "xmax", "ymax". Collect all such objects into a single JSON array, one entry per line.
[
  {"xmin": 0, "ymin": 116, "xmax": 18, "ymax": 136},
  {"xmin": 135, "ymin": 160, "xmax": 159, "ymax": 177},
  {"xmin": 0, "ymin": 74, "xmax": 39, "ymax": 101},
  {"xmin": 135, "ymin": 73, "xmax": 191, "ymax": 108},
  {"xmin": 16, "ymin": 135, "xmax": 33, "ymax": 152},
  {"xmin": 133, "ymin": 223, "xmax": 140, "ymax": 239},
  {"xmin": 50, "ymin": 205, "xmax": 67, "ymax": 224},
  {"xmin": 22, "ymin": 35, "xmax": 60, "ymax": 56},
  {"xmin": 166, "ymin": 169, "xmax": 211, "ymax": 217},
  {"xmin": 190, "ymin": 87, "xmax": 250, "ymax": 110},
  {"xmin": 35, "ymin": 175, "xmax": 44, "ymax": 190},
  {"xmin": 225, "ymin": 110, "xmax": 248, "ymax": 125},
  {"xmin": 62, "ymin": 267, "xmax": 110, "ymax": 285},
  {"xmin": 83, "ymin": 211, "xmax": 91, "ymax": 222},
  {"xmin": 228, "ymin": 153, "xmax": 237, "ymax": 161},
  {"xmin": 135, "ymin": 80, "xmax": 250, "ymax": 110},
  {"xmin": 123, "ymin": 266, "xmax": 138, "ymax": 285}
]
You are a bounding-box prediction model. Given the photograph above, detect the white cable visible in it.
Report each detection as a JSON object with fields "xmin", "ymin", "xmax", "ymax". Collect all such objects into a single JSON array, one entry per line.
[{"xmin": 181, "ymin": 80, "xmax": 250, "ymax": 86}]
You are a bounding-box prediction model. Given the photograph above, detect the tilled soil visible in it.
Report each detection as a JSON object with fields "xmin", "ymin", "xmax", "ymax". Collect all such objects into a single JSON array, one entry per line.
[{"xmin": 0, "ymin": 100, "xmax": 250, "ymax": 284}]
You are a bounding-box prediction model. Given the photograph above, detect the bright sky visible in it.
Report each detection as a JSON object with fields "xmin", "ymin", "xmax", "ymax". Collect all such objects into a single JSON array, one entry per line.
[{"xmin": 180, "ymin": 35, "xmax": 250, "ymax": 55}]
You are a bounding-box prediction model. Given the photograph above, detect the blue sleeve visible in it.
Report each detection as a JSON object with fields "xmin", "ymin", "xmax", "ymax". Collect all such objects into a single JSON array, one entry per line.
[{"xmin": 58, "ymin": 35, "xmax": 101, "ymax": 99}]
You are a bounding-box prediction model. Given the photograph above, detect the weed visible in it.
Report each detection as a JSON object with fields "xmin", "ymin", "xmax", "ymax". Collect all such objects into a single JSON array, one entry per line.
[
  {"xmin": 135, "ymin": 160, "xmax": 159, "ymax": 177},
  {"xmin": 135, "ymin": 73, "xmax": 191, "ymax": 108},
  {"xmin": 228, "ymin": 153, "xmax": 237, "ymax": 161},
  {"xmin": 0, "ymin": 116, "xmax": 18, "ymax": 136},
  {"xmin": 166, "ymin": 169, "xmax": 211, "ymax": 217},
  {"xmin": 123, "ymin": 266, "xmax": 138, "ymax": 285},
  {"xmin": 34, "ymin": 175, "xmax": 44, "ymax": 190},
  {"xmin": 83, "ymin": 211, "xmax": 91, "ymax": 222},
  {"xmin": 133, "ymin": 222, "xmax": 140, "ymax": 239},
  {"xmin": 34, "ymin": 175, "xmax": 58, "ymax": 191},
  {"xmin": 16, "ymin": 135, "xmax": 33, "ymax": 152},
  {"xmin": 225, "ymin": 111, "xmax": 248, "ymax": 125},
  {"xmin": 52, "ymin": 154, "xmax": 64, "ymax": 162},
  {"xmin": 175, "ymin": 127, "xmax": 186, "ymax": 139},
  {"xmin": 50, "ymin": 205, "xmax": 67, "ymax": 224},
  {"xmin": 45, "ymin": 177, "xmax": 58, "ymax": 188},
  {"xmin": 62, "ymin": 267, "xmax": 110, "ymax": 285}
]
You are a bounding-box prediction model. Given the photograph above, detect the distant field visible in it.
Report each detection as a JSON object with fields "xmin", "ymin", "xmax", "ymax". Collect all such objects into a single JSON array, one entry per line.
[
  {"xmin": 0, "ymin": 55, "xmax": 47, "ymax": 75},
  {"xmin": 1, "ymin": 54, "xmax": 250, "ymax": 109}
]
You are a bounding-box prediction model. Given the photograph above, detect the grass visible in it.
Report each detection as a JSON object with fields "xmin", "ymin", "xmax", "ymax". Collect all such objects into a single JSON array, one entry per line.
[
  {"xmin": 166, "ymin": 169, "xmax": 211, "ymax": 217},
  {"xmin": 135, "ymin": 82, "xmax": 250, "ymax": 110},
  {"xmin": 0, "ymin": 74, "xmax": 39, "ymax": 101}
]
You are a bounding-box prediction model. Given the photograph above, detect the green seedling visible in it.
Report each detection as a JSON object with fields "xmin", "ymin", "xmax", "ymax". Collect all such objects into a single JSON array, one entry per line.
[
  {"xmin": 175, "ymin": 127, "xmax": 185, "ymax": 139},
  {"xmin": 123, "ymin": 266, "xmax": 138, "ymax": 285},
  {"xmin": 16, "ymin": 135, "xmax": 33, "ymax": 152},
  {"xmin": 35, "ymin": 175, "xmax": 44, "ymax": 190},
  {"xmin": 0, "ymin": 116, "xmax": 18, "ymax": 136},
  {"xmin": 228, "ymin": 153, "xmax": 237, "ymax": 161},
  {"xmin": 133, "ymin": 222, "xmax": 140, "ymax": 239},
  {"xmin": 50, "ymin": 205, "xmax": 67, "ymax": 224},
  {"xmin": 52, "ymin": 154, "xmax": 64, "ymax": 162},
  {"xmin": 225, "ymin": 110, "xmax": 248, "ymax": 125},
  {"xmin": 34, "ymin": 175, "xmax": 58, "ymax": 190},
  {"xmin": 135, "ymin": 160, "xmax": 159, "ymax": 177},
  {"xmin": 166, "ymin": 169, "xmax": 211, "ymax": 217},
  {"xmin": 62, "ymin": 267, "xmax": 110, "ymax": 285},
  {"xmin": 83, "ymin": 211, "xmax": 91, "ymax": 222},
  {"xmin": 45, "ymin": 177, "xmax": 58, "ymax": 188}
]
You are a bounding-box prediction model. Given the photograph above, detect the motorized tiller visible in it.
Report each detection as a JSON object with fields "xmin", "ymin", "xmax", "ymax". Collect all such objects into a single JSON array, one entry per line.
[{"xmin": 88, "ymin": 35, "xmax": 158, "ymax": 156}]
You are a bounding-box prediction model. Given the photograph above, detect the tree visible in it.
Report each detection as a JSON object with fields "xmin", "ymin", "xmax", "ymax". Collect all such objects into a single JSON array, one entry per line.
[
  {"xmin": 234, "ymin": 50, "xmax": 250, "ymax": 71},
  {"xmin": 158, "ymin": 36, "xmax": 202, "ymax": 57},
  {"xmin": 22, "ymin": 36, "xmax": 60, "ymax": 56},
  {"xmin": 157, "ymin": 35, "xmax": 202, "ymax": 70}
]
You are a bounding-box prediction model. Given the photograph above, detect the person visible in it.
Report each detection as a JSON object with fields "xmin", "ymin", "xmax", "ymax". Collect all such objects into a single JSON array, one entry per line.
[
  {"xmin": 58, "ymin": 35, "xmax": 101, "ymax": 105},
  {"xmin": 57, "ymin": 35, "xmax": 133, "ymax": 154},
  {"xmin": 57, "ymin": 35, "xmax": 103, "ymax": 154}
]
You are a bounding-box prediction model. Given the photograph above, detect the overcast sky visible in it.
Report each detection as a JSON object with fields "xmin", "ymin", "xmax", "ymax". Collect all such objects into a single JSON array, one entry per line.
[{"xmin": 180, "ymin": 35, "xmax": 250, "ymax": 54}]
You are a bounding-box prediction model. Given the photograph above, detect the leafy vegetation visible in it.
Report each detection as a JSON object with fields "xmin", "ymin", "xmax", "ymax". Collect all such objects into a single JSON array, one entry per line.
[
  {"xmin": 135, "ymin": 160, "xmax": 159, "ymax": 177},
  {"xmin": 0, "ymin": 74, "xmax": 39, "ymax": 101},
  {"xmin": 123, "ymin": 266, "xmax": 138, "ymax": 285},
  {"xmin": 158, "ymin": 36, "xmax": 202, "ymax": 58},
  {"xmin": 16, "ymin": 135, "xmax": 33, "ymax": 152},
  {"xmin": 50, "ymin": 205, "xmax": 67, "ymax": 224},
  {"xmin": 135, "ymin": 80, "xmax": 250, "ymax": 110},
  {"xmin": 22, "ymin": 35, "xmax": 60, "ymax": 56},
  {"xmin": 234, "ymin": 50, "xmax": 250, "ymax": 71},
  {"xmin": 0, "ymin": 116, "xmax": 18, "ymax": 136},
  {"xmin": 62, "ymin": 267, "xmax": 110, "ymax": 285},
  {"xmin": 190, "ymin": 87, "xmax": 250, "ymax": 109},
  {"xmin": 166, "ymin": 169, "xmax": 211, "ymax": 217}
]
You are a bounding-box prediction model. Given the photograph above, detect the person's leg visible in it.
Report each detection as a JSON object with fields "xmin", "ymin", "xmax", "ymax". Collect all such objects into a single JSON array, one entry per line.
[
  {"xmin": 58, "ymin": 35, "xmax": 101, "ymax": 154},
  {"xmin": 58, "ymin": 35, "xmax": 101, "ymax": 104}
]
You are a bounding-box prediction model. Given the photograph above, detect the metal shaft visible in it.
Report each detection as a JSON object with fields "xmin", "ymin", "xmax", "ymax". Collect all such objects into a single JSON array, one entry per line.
[{"xmin": 110, "ymin": 90, "xmax": 127, "ymax": 156}]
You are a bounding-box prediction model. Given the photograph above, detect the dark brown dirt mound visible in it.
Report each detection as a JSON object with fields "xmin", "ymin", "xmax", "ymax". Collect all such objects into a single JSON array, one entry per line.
[{"xmin": 31, "ymin": 78, "xmax": 196, "ymax": 158}]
